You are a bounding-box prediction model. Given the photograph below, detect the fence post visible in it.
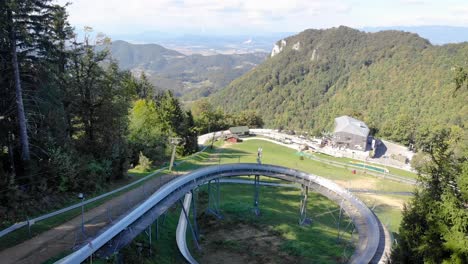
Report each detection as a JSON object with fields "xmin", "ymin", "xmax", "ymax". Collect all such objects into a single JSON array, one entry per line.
[{"xmin": 27, "ymin": 217, "xmax": 31, "ymax": 237}]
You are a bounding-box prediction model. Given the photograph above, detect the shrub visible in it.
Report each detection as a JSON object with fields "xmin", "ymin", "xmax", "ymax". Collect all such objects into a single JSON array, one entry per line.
[{"xmin": 135, "ymin": 152, "xmax": 152, "ymax": 172}]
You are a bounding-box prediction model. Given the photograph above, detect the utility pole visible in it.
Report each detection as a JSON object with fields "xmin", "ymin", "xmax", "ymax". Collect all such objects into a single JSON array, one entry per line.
[
  {"xmin": 169, "ymin": 137, "xmax": 182, "ymax": 171},
  {"xmin": 211, "ymin": 131, "xmax": 215, "ymax": 149}
]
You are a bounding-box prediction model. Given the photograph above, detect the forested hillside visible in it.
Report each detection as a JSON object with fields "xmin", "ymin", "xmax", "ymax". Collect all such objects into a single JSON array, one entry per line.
[
  {"xmin": 0, "ymin": 1, "xmax": 197, "ymax": 222},
  {"xmin": 103, "ymin": 40, "xmax": 267, "ymax": 100},
  {"xmin": 211, "ymin": 26, "xmax": 468, "ymax": 146}
]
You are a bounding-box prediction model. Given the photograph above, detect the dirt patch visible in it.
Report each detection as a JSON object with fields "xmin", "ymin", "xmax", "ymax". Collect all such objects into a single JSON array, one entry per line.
[
  {"xmin": 197, "ymin": 219, "xmax": 300, "ymax": 264},
  {"xmin": 357, "ymin": 194, "xmax": 406, "ymax": 209},
  {"xmin": 334, "ymin": 178, "xmax": 377, "ymax": 190}
]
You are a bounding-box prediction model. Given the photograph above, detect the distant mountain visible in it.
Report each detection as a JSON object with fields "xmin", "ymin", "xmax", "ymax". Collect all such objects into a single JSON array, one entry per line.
[
  {"xmin": 106, "ymin": 32, "xmax": 294, "ymax": 55},
  {"xmin": 362, "ymin": 26, "xmax": 468, "ymax": 44},
  {"xmin": 102, "ymin": 41, "xmax": 268, "ymax": 99},
  {"xmin": 108, "ymin": 40, "xmax": 184, "ymax": 69},
  {"xmin": 210, "ymin": 26, "xmax": 468, "ymax": 144}
]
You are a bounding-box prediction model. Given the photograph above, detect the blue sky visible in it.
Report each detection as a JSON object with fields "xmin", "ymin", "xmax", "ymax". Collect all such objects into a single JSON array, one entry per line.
[{"xmin": 58, "ymin": 0, "xmax": 468, "ymax": 35}]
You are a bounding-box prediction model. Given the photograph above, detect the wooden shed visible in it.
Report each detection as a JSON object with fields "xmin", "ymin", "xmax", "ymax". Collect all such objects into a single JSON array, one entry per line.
[{"xmin": 225, "ymin": 134, "xmax": 242, "ymax": 143}]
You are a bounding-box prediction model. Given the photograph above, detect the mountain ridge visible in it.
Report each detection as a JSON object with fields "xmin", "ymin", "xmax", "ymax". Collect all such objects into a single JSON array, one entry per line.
[
  {"xmin": 102, "ymin": 40, "xmax": 268, "ymax": 99},
  {"xmin": 210, "ymin": 26, "xmax": 468, "ymax": 144}
]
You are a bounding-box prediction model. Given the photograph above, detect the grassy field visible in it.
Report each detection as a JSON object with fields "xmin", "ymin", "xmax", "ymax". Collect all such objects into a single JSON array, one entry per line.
[
  {"xmin": 119, "ymin": 139, "xmax": 414, "ymax": 263},
  {"xmin": 124, "ymin": 182, "xmax": 355, "ymax": 264},
  {"xmin": 312, "ymin": 152, "xmax": 418, "ymax": 180},
  {"xmin": 13, "ymin": 138, "xmax": 411, "ymax": 263},
  {"xmin": 212, "ymin": 140, "xmax": 414, "ymax": 193},
  {"xmin": 179, "ymin": 140, "xmax": 414, "ymax": 234}
]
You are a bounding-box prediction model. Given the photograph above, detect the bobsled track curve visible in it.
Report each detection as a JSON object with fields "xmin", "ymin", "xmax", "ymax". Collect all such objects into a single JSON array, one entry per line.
[{"xmin": 56, "ymin": 163, "xmax": 391, "ymax": 264}]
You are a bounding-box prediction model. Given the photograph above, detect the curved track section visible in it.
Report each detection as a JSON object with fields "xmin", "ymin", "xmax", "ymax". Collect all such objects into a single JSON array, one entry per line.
[
  {"xmin": 56, "ymin": 163, "xmax": 385, "ymax": 264},
  {"xmin": 176, "ymin": 193, "xmax": 199, "ymax": 264},
  {"xmin": 176, "ymin": 179, "xmax": 299, "ymax": 264}
]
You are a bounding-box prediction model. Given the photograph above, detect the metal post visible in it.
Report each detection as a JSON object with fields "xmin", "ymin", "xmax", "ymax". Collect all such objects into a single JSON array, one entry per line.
[
  {"xmin": 299, "ymin": 184, "xmax": 311, "ymax": 225},
  {"xmin": 337, "ymin": 199, "xmax": 344, "ymax": 241},
  {"xmin": 27, "ymin": 217, "xmax": 31, "ymax": 237},
  {"xmin": 107, "ymin": 206, "xmax": 113, "ymax": 223},
  {"xmin": 191, "ymin": 190, "xmax": 200, "ymax": 241},
  {"xmin": 169, "ymin": 143, "xmax": 177, "ymax": 171},
  {"xmin": 211, "ymin": 131, "xmax": 215, "ymax": 149},
  {"xmin": 148, "ymin": 225, "xmax": 152, "ymax": 255},
  {"xmin": 179, "ymin": 199, "xmax": 201, "ymax": 250},
  {"xmin": 161, "ymin": 212, "xmax": 167, "ymax": 227},
  {"xmin": 80, "ymin": 196, "xmax": 86, "ymax": 235},
  {"xmin": 207, "ymin": 179, "xmax": 222, "ymax": 218},
  {"xmin": 253, "ymin": 175, "xmax": 260, "ymax": 216},
  {"xmin": 339, "ymin": 217, "xmax": 354, "ymax": 241},
  {"xmin": 155, "ymin": 217, "xmax": 159, "ymax": 240},
  {"xmin": 169, "ymin": 137, "xmax": 182, "ymax": 171}
]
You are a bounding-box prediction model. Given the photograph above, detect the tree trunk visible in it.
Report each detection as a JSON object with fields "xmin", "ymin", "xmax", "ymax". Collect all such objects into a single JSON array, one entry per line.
[
  {"xmin": 9, "ymin": 10, "xmax": 30, "ymax": 161},
  {"xmin": 7, "ymin": 132, "xmax": 17, "ymax": 183}
]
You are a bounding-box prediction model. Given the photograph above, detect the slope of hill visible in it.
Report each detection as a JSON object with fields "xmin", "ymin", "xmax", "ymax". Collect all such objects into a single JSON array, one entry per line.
[
  {"xmin": 362, "ymin": 26, "xmax": 468, "ymax": 45},
  {"xmin": 103, "ymin": 41, "xmax": 268, "ymax": 100},
  {"xmin": 210, "ymin": 26, "xmax": 468, "ymax": 144},
  {"xmin": 108, "ymin": 40, "xmax": 185, "ymax": 69}
]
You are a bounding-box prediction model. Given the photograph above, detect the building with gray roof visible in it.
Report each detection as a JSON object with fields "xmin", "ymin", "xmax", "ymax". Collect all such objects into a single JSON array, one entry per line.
[{"xmin": 332, "ymin": 116, "xmax": 370, "ymax": 151}]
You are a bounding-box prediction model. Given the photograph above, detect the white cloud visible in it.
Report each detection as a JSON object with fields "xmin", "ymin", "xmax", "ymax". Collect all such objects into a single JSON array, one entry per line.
[
  {"xmin": 399, "ymin": 0, "xmax": 426, "ymax": 5},
  {"xmin": 56, "ymin": 0, "xmax": 468, "ymax": 34}
]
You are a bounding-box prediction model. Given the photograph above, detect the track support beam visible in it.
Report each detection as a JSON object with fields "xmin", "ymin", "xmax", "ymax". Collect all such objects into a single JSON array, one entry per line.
[
  {"xmin": 206, "ymin": 179, "xmax": 222, "ymax": 219},
  {"xmin": 299, "ymin": 184, "xmax": 312, "ymax": 225},
  {"xmin": 253, "ymin": 175, "xmax": 260, "ymax": 216},
  {"xmin": 179, "ymin": 199, "xmax": 201, "ymax": 250}
]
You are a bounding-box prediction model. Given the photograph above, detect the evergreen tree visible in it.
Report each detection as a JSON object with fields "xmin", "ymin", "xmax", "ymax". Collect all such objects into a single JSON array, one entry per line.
[{"xmin": 391, "ymin": 129, "xmax": 468, "ymax": 263}]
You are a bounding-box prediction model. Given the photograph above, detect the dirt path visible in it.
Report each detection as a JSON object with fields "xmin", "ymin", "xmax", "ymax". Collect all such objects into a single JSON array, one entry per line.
[
  {"xmin": 0, "ymin": 145, "xmax": 230, "ymax": 264},
  {"xmin": 0, "ymin": 173, "xmax": 180, "ymax": 264}
]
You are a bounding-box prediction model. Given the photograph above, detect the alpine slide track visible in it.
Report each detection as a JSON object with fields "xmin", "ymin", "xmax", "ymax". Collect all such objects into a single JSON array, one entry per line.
[{"xmin": 54, "ymin": 163, "xmax": 392, "ymax": 264}]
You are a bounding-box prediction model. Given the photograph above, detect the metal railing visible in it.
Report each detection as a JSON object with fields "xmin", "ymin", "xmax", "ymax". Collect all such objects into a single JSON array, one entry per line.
[{"xmin": 0, "ymin": 146, "xmax": 208, "ymax": 240}]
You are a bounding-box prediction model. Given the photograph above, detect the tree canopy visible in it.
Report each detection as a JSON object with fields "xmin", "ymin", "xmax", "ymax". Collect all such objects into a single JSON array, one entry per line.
[
  {"xmin": 0, "ymin": 2, "xmax": 197, "ymax": 223},
  {"xmin": 391, "ymin": 129, "xmax": 468, "ymax": 263}
]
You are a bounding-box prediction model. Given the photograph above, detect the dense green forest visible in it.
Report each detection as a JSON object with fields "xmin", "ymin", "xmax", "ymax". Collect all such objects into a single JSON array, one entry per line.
[
  {"xmin": 101, "ymin": 40, "xmax": 267, "ymax": 101},
  {"xmin": 190, "ymin": 98, "xmax": 264, "ymax": 134},
  {"xmin": 0, "ymin": 0, "xmax": 198, "ymax": 223},
  {"xmin": 390, "ymin": 68, "xmax": 467, "ymax": 263},
  {"xmin": 391, "ymin": 127, "xmax": 468, "ymax": 263},
  {"xmin": 211, "ymin": 26, "xmax": 468, "ymax": 148}
]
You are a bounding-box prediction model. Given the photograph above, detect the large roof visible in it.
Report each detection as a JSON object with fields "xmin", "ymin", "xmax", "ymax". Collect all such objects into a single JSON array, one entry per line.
[
  {"xmin": 333, "ymin": 116, "xmax": 369, "ymax": 137},
  {"xmin": 229, "ymin": 126, "xmax": 249, "ymax": 134}
]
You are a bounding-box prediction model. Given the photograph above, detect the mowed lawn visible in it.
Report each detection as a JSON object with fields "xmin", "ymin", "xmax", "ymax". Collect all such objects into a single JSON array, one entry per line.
[
  {"xmin": 192, "ymin": 139, "xmax": 414, "ymax": 233},
  {"xmin": 217, "ymin": 139, "xmax": 414, "ymax": 193}
]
